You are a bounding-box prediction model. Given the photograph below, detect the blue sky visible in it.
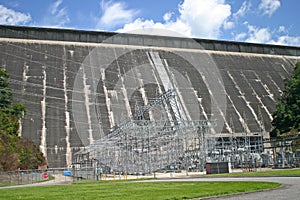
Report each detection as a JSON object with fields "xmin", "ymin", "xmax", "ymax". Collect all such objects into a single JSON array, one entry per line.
[{"xmin": 0, "ymin": 0, "xmax": 299, "ymax": 46}]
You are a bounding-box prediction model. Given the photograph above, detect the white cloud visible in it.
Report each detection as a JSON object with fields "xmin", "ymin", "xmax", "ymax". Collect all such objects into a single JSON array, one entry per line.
[
  {"xmin": 259, "ymin": 0, "xmax": 280, "ymax": 17},
  {"xmin": 223, "ymin": 2, "xmax": 252, "ymax": 32},
  {"xmin": 234, "ymin": 32, "xmax": 247, "ymax": 41},
  {"xmin": 46, "ymin": 0, "xmax": 69, "ymax": 27},
  {"xmin": 278, "ymin": 25, "xmax": 286, "ymax": 33},
  {"xmin": 233, "ymin": 1, "xmax": 251, "ymax": 19},
  {"xmin": 163, "ymin": 12, "xmax": 172, "ymax": 22},
  {"xmin": 0, "ymin": 5, "xmax": 31, "ymax": 25},
  {"xmin": 97, "ymin": 1, "xmax": 139, "ymax": 30},
  {"xmin": 223, "ymin": 21, "xmax": 234, "ymax": 30},
  {"xmin": 119, "ymin": 18, "xmax": 192, "ymax": 37},
  {"xmin": 245, "ymin": 25, "xmax": 273, "ymax": 43},
  {"xmin": 50, "ymin": 0, "xmax": 62, "ymax": 15},
  {"xmin": 276, "ymin": 36, "xmax": 300, "ymax": 46},
  {"xmin": 236, "ymin": 23, "xmax": 300, "ymax": 46},
  {"xmin": 98, "ymin": 0, "xmax": 299, "ymax": 46},
  {"xmin": 117, "ymin": 0, "xmax": 232, "ymax": 39},
  {"xmin": 179, "ymin": 0, "xmax": 231, "ymax": 38}
]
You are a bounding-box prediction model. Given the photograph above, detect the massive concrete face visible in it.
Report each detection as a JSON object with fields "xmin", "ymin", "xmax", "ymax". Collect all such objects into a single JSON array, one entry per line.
[{"xmin": 0, "ymin": 26, "xmax": 299, "ymax": 167}]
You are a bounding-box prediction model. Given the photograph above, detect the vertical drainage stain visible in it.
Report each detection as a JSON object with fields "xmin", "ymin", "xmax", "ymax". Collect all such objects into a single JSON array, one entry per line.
[
  {"xmin": 63, "ymin": 47, "xmax": 71, "ymax": 166},
  {"xmin": 40, "ymin": 66, "xmax": 47, "ymax": 159},
  {"xmin": 83, "ymin": 70, "xmax": 94, "ymax": 145}
]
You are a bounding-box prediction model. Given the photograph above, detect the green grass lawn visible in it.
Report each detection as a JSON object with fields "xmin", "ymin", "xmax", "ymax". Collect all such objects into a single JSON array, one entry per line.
[
  {"xmin": 205, "ymin": 168, "xmax": 300, "ymax": 177},
  {"xmin": 3, "ymin": 168, "xmax": 300, "ymax": 199},
  {"xmin": 0, "ymin": 181, "xmax": 280, "ymax": 200}
]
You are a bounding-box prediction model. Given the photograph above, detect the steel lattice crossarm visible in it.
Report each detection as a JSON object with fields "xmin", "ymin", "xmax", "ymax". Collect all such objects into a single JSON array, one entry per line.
[
  {"xmin": 88, "ymin": 119, "xmax": 213, "ymax": 152},
  {"xmin": 77, "ymin": 86, "xmax": 216, "ymax": 175},
  {"xmin": 132, "ymin": 89, "xmax": 175, "ymax": 120},
  {"xmin": 94, "ymin": 89, "xmax": 177, "ymax": 144},
  {"xmin": 83, "ymin": 119, "xmax": 214, "ymax": 174}
]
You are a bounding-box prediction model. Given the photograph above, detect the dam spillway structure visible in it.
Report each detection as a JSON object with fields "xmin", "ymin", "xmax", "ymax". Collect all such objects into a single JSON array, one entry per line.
[{"xmin": 0, "ymin": 25, "xmax": 299, "ymax": 168}]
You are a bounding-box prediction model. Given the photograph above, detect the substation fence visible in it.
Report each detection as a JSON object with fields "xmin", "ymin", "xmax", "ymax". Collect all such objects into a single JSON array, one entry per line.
[
  {"xmin": 74, "ymin": 89, "xmax": 217, "ymax": 178},
  {"xmin": 74, "ymin": 119, "xmax": 214, "ymax": 177},
  {"xmin": 0, "ymin": 168, "xmax": 67, "ymax": 185},
  {"xmin": 72, "ymin": 131, "xmax": 300, "ymax": 180},
  {"xmin": 72, "ymin": 89, "xmax": 300, "ymax": 179},
  {"xmin": 264, "ymin": 133, "xmax": 300, "ymax": 168}
]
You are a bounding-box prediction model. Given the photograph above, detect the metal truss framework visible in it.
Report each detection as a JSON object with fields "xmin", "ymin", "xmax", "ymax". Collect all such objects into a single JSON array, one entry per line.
[
  {"xmin": 74, "ymin": 89, "xmax": 270, "ymax": 175},
  {"xmin": 89, "ymin": 120, "xmax": 212, "ymax": 174},
  {"xmin": 75, "ymin": 89, "xmax": 217, "ymax": 174}
]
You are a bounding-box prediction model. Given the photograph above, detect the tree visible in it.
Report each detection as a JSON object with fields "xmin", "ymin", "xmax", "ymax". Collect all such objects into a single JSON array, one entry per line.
[
  {"xmin": 17, "ymin": 139, "xmax": 47, "ymax": 169},
  {"xmin": 0, "ymin": 67, "xmax": 47, "ymax": 170},
  {"xmin": 0, "ymin": 132, "xmax": 19, "ymax": 171},
  {"xmin": 271, "ymin": 62, "xmax": 300, "ymax": 137},
  {"xmin": 0, "ymin": 67, "xmax": 12, "ymax": 108},
  {"xmin": 0, "ymin": 67, "xmax": 26, "ymax": 136}
]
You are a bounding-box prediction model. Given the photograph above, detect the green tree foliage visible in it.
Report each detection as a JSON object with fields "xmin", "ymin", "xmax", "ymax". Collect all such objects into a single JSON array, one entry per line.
[
  {"xmin": 0, "ymin": 67, "xmax": 12, "ymax": 108},
  {"xmin": 17, "ymin": 139, "xmax": 47, "ymax": 170},
  {"xmin": 0, "ymin": 67, "xmax": 47, "ymax": 170},
  {"xmin": 271, "ymin": 62, "xmax": 300, "ymax": 137},
  {"xmin": 0, "ymin": 67, "xmax": 26, "ymax": 137}
]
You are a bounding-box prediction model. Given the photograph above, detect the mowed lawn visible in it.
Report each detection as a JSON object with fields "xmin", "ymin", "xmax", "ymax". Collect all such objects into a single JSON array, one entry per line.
[
  {"xmin": 204, "ymin": 168, "xmax": 300, "ymax": 177},
  {"xmin": 0, "ymin": 181, "xmax": 280, "ymax": 200}
]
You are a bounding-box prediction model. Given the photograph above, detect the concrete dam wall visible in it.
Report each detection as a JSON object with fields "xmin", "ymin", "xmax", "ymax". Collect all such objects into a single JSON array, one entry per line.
[{"xmin": 0, "ymin": 25, "xmax": 299, "ymax": 167}]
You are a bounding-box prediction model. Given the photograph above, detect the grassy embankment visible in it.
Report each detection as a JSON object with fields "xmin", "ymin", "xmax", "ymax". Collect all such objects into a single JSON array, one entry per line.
[{"xmin": 0, "ymin": 181, "xmax": 280, "ymax": 200}]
